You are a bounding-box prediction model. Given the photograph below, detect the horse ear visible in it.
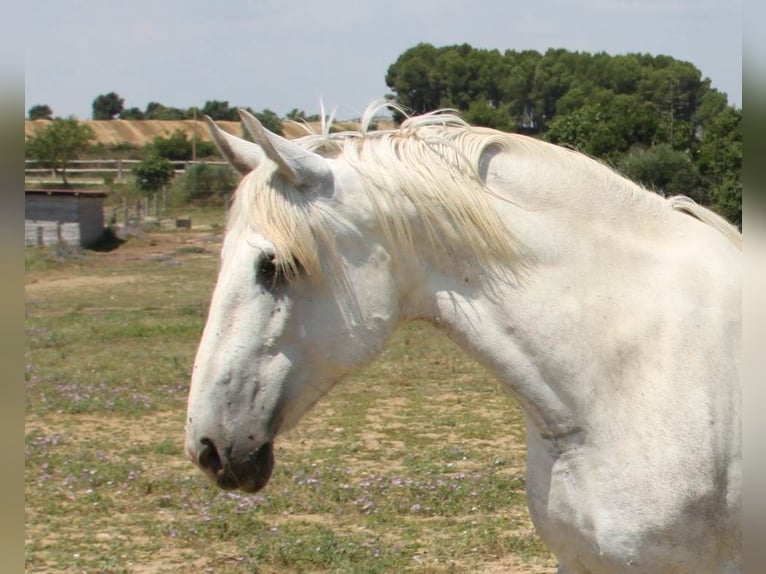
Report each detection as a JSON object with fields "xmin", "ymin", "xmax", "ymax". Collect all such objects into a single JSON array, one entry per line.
[
  {"xmin": 204, "ymin": 115, "xmax": 265, "ymax": 175},
  {"xmin": 238, "ymin": 108, "xmax": 330, "ymax": 187}
]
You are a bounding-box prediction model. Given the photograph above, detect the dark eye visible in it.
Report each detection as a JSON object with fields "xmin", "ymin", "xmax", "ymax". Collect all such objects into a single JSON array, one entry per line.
[
  {"xmin": 256, "ymin": 252, "xmax": 302, "ymax": 287},
  {"xmin": 257, "ymin": 252, "xmax": 280, "ymax": 286}
]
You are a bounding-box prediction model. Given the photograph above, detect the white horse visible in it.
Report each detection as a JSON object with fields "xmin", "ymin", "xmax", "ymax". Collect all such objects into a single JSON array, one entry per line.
[{"xmin": 185, "ymin": 101, "xmax": 741, "ymax": 573}]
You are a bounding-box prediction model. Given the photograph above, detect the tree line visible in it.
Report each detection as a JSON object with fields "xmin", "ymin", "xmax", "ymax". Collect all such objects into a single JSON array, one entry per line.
[
  {"xmin": 30, "ymin": 93, "xmax": 283, "ymax": 128},
  {"xmin": 26, "ymin": 44, "xmax": 741, "ymax": 225},
  {"xmin": 29, "ymin": 95, "xmax": 324, "ymax": 127},
  {"xmin": 384, "ymin": 43, "xmax": 741, "ymax": 226}
]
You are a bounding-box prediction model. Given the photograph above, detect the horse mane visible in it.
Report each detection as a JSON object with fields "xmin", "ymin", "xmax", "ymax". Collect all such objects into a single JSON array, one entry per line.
[
  {"xmin": 228, "ymin": 102, "xmax": 524, "ymax": 282},
  {"xmin": 668, "ymin": 195, "xmax": 742, "ymax": 249}
]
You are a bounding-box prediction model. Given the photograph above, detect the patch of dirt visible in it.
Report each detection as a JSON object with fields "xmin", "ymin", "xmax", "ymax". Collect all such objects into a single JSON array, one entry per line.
[
  {"xmin": 25, "ymin": 119, "xmax": 244, "ymax": 147},
  {"xmin": 25, "ymin": 274, "xmax": 141, "ymax": 294},
  {"xmin": 25, "ymin": 231, "xmax": 222, "ymax": 293},
  {"xmin": 25, "ymin": 411, "xmax": 185, "ymax": 448},
  {"xmin": 92, "ymin": 231, "xmax": 222, "ymax": 262},
  {"xmin": 24, "ymin": 118, "xmax": 397, "ymax": 147},
  {"xmin": 477, "ymin": 557, "xmax": 556, "ymax": 574}
]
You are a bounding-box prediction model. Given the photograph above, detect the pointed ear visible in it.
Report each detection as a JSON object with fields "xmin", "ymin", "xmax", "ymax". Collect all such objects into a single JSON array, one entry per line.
[
  {"xmin": 238, "ymin": 109, "xmax": 330, "ymax": 187},
  {"xmin": 204, "ymin": 115, "xmax": 265, "ymax": 175}
]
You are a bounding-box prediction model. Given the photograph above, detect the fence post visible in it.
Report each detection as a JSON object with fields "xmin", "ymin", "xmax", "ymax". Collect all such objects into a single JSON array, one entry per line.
[{"xmin": 37, "ymin": 226, "xmax": 44, "ymax": 247}]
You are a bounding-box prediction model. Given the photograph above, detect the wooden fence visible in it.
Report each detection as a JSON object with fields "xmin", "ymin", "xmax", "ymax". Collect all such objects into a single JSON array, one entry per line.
[{"xmin": 24, "ymin": 159, "xmax": 229, "ymax": 184}]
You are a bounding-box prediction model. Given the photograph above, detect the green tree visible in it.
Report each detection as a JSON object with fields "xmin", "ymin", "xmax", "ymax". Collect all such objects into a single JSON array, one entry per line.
[
  {"xmin": 92, "ymin": 92, "xmax": 125, "ymax": 120},
  {"xmin": 545, "ymin": 94, "xmax": 659, "ymax": 162},
  {"xmin": 696, "ymin": 106, "xmax": 742, "ymax": 225},
  {"xmin": 144, "ymin": 102, "xmax": 190, "ymax": 120},
  {"xmin": 692, "ymin": 84, "xmax": 728, "ymax": 129},
  {"xmin": 150, "ymin": 130, "xmax": 193, "ymax": 161},
  {"xmin": 618, "ymin": 144, "xmax": 702, "ymax": 201},
  {"xmin": 708, "ymin": 177, "xmax": 741, "ymax": 228},
  {"xmin": 531, "ymin": 49, "xmax": 585, "ymax": 130},
  {"xmin": 133, "ymin": 154, "xmax": 175, "ymax": 193},
  {"xmin": 201, "ymin": 100, "xmax": 239, "ymax": 121},
  {"xmin": 604, "ymin": 54, "xmax": 643, "ymax": 94},
  {"xmin": 120, "ymin": 107, "xmax": 145, "ymax": 119},
  {"xmin": 25, "ymin": 117, "xmax": 94, "ymax": 187},
  {"xmin": 255, "ymin": 109, "xmax": 283, "ymax": 136},
  {"xmin": 463, "ymin": 100, "xmax": 514, "ymax": 132},
  {"xmin": 28, "ymin": 104, "xmax": 53, "ymax": 120},
  {"xmin": 172, "ymin": 163, "xmax": 237, "ymax": 204},
  {"xmin": 499, "ymin": 49, "xmax": 542, "ymax": 131},
  {"xmin": 386, "ymin": 43, "xmax": 444, "ymax": 120}
]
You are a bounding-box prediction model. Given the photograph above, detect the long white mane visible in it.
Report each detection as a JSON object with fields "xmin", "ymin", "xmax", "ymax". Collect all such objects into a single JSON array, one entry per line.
[
  {"xmin": 226, "ymin": 101, "xmax": 741, "ymax": 281},
  {"xmin": 228, "ymin": 103, "xmax": 523, "ymax": 281}
]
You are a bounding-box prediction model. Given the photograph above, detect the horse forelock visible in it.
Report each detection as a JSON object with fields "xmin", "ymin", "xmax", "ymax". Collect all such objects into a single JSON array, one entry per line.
[
  {"xmin": 226, "ymin": 166, "xmax": 337, "ymax": 281},
  {"xmin": 227, "ymin": 107, "xmax": 524, "ymax": 283}
]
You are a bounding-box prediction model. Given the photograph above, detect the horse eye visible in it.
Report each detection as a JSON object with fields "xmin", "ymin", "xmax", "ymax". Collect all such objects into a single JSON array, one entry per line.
[
  {"xmin": 257, "ymin": 253, "xmax": 279, "ymax": 285},
  {"xmin": 256, "ymin": 252, "xmax": 302, "ymax": 287}
]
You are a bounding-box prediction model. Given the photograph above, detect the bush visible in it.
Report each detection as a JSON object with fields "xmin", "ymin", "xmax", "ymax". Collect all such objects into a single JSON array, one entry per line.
[
  {"xmin": 147, "ymin": 130, "xmax": 217, "ymax": 161},
  {"xmin": 151, "ymin": 130, "xmax": 192, "ymax": 161},
  {"xmin": 195, "ymin": 140, "xmax": 217, "ymax": 159},
  {"xmin": 618, "ymin": 144, "xmax": 702, "ymax": 201},
  {"xmin": 708, "ymin": 177, "xmax": 742, "ymax": 228},
  {"xmin": 172, "ymin": 163, "xmax": 237, "ymax": 205},
  {"xmin": 133, "ymin": 154, "xmax": 175, "ymax": 193},
  {"xmin": 25, "ymin": 117, "xmax": 95, "ymax": 187}
]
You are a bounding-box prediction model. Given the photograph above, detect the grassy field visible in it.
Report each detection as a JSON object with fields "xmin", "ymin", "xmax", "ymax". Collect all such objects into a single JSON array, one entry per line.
[{"xmin": 24, "ymin": 215, "xmax": 556, "ymax": 573}]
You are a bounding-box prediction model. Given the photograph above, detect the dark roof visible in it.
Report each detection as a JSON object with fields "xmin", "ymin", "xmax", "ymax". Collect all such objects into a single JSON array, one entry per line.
[{"xmin": 25, "ymin": 188, "xmax": 108, "ymax": 198}]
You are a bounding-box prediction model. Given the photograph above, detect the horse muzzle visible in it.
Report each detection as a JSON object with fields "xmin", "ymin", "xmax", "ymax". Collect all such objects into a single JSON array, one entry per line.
[{"xmin": 194, "ymin": 438, "xmax": 275, "ymax": 493}]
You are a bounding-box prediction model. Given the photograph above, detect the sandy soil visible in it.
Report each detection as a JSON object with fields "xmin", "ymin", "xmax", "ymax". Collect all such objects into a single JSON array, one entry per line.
[{"xmin": 24, "ymin": 118, "xmax": 394, "ymax": 147}]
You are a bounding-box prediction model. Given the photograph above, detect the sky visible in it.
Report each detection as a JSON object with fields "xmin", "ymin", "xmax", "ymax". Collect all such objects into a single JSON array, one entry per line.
[{"xmin": 25, "ymin": 0, "xmax": 742, "ymax": 121}]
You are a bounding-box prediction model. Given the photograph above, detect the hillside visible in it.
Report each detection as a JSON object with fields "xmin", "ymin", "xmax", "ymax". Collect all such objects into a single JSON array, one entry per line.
[{"xmin": 24, "ymin": 118, "xmax": 387, "ymax": 147}]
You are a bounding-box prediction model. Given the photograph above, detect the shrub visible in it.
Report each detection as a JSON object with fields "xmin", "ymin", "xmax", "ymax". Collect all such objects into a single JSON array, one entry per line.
[
  {"xmin": 172, "ymin": 163, "xmax": 237, "ymax": 205},
  {"xmin": 148, "ymin": 130, "xmax": 217, "ymax": 161},
  {"xmin": 618, "ymin": 144, "xmax": 702, "ymax": 201},
  {"xmin": 151, "ymin": 130, "xmax": 193, "ymax": 161},
  {"xmin": 194, "ymin": 140, "xmax": 217, "ymax": 159},
  {"xmin": 133, "ymin": 154, "xmax": 175, "ymax": 193}
]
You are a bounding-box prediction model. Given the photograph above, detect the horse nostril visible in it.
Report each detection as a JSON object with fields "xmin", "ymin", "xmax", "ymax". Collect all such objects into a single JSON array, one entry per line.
[{"xmin": 198, "ymin": 438, "xmax": 223, "ymax": 474}]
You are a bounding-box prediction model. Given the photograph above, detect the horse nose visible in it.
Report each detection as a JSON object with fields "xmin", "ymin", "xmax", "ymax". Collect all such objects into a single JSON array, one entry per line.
[
  {"xmin": 196, "ymin": 438, "xmax": 240, "ymax": 490},
  {"xmin": 198, "ymin": 438, "xmax": 223, "ymax": 475},
  {"xmin": 191, "ymin": 436, "xmax": 276, "ymax": 493}
]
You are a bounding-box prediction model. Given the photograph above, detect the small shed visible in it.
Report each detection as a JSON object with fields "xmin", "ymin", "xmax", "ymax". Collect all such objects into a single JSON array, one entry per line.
[{"xmin": 25, "ymin": 188, "xmax": 108, "ymax": 248}]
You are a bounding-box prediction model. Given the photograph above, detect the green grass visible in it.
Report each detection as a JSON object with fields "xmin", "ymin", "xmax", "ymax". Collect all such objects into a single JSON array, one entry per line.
[{"xmin": 25, "ymin": 228, "xmax": 555, "ymax": 573}]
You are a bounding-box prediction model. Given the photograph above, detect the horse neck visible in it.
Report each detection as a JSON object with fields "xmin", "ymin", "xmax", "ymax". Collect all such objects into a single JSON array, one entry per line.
[{"xmin": 404, "ymin": 144, "xmax": 677, "ymax": 444}]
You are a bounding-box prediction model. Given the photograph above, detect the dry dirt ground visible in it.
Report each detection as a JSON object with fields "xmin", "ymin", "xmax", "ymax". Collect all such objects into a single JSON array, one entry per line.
[
  {"xmin": 26, "ymin": 232, "xmax": 216, "ymax": 290},
  {"xmin": 25, "ymin": 119, "xmax": 246, "ymax": 147},
  {"xmin": 24, "ymin": 118, "xmax": 395, "ymax": 147}
]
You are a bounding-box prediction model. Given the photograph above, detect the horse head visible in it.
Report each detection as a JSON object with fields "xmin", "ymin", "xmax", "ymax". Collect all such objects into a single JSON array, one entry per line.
[{"xmin": 184, "ymin": 111, "xmax": 406, "ymax": 492}]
